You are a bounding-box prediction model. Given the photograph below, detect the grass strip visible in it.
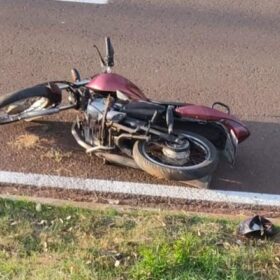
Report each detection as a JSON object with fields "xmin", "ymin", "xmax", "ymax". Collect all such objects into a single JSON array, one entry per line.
[{"xmin": 0, "ymin": 198, "xmax": 279, "ymax": 279}]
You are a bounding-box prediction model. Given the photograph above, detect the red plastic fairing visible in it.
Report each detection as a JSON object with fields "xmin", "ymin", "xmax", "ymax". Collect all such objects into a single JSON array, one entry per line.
[
  {"xmin": 175, "ymin": 105, "xmax": 237, "ymax": 121},
  {"xmin": 222, "ymin": 119, "xmax": 250, "ymax": 143},
  {"xmin": 86, "ymin": 73, "xmax": 148, "ymax": 101},
  {"xmin": 175, "ymin": 105, "xmax": 250, "ymax": 143}
]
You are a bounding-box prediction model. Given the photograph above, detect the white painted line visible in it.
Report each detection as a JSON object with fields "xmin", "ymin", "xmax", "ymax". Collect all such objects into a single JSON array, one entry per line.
[
  {"xmin": 56, "ymin": 0, "xmax": 109, "ymax": 4},
  {"xmin": 0, "ymin": 170, "xmax": 279, "ymax": 207}
]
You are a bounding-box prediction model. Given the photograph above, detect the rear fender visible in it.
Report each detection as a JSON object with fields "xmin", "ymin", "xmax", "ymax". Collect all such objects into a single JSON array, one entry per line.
[
  {"xmin": 173, "ymin": 120, "xmax": 228, "ymax": 150},
  {"xmin": 175, "ymin": 105, "xmax": 250, "ymax": 143},
  {"xmin": 222, "ymin": 119, "xmax": 250, "ymax": 143}
]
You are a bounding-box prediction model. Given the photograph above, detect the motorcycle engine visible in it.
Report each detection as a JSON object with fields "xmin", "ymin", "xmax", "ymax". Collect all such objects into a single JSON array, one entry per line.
[
  {"xmin": 87, "ymin": 98, "xmax": 106, "ymax": 122},
  {"xmin": 83, "ymin": 98, "xmax": 125, "ymax": 145}
]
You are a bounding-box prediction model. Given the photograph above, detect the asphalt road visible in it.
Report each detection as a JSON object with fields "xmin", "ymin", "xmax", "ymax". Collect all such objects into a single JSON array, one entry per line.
[{"xmin": 0, "ymin": 0, "xmax": 279, "ymax": 194}]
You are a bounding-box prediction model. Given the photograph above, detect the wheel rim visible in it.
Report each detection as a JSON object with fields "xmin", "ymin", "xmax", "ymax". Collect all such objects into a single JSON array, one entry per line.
[
  {"xmin": 141, "ymin": 134, "xmax": 211, "ymax": 170},
  {"xmin": 0, "ymin": 97, "xmax": 49, "ymax": 123}
]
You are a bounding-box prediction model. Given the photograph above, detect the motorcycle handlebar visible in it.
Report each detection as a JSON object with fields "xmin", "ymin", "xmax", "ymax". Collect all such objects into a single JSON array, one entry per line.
[{"xmin": 105, "ymin": 37, "xmax": 114, "ymax": 67}]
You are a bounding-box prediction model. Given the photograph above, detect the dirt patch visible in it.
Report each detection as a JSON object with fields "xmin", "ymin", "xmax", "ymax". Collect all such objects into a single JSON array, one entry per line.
[
  {"xmin": 9, "ymin": 134, "xmax": 40, "ymax": 150},
  {"xmin": 8, "ymin": 131, "xmax": 73, "ymax": 166},
  {"xmin": 4, "ymin": 194, "xmax": 280, "ymax": 225},
  {"xmin": 40, "ymin": 148, "xmax": 73, "ymax": 163},
  {"xmin": 0, "ymin": 184, "xmax": 279, "ymax": 218}
]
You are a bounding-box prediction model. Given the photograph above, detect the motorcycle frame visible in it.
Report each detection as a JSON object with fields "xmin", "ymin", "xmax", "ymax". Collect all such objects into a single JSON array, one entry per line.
[
  {"xmin": 6, "ymin": 32, "xmax": 249, "ymax": 167},
  {"xmin": 12, "ymin": 82, "xmax": 241, "ymax": 167}
]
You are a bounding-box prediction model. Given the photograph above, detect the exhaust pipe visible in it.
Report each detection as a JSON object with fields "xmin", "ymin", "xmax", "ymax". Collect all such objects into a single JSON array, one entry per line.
[
  {"xmin": 96, "ymin": 152, "xmax": 139, "ymax": 169},
  {"xmin": 71, "ymin": 122, "xmax": 138, "ymax": 169}
]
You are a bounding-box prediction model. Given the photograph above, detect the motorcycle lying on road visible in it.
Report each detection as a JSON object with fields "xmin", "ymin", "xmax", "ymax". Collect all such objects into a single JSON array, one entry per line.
[{"xmin": 0, "ymin": 38, "xmax": 250, "ymax": 182}]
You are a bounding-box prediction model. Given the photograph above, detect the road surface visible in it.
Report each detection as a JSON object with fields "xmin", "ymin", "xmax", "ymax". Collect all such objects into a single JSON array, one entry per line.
[{"xmin": 0, "ymin": 0, "xmax": 279, "ymax": 193}]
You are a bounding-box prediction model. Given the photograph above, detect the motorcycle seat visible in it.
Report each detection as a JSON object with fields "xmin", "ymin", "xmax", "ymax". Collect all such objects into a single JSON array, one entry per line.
[
  {"xmin": 175, "ymin": 105, "xmax": 238, "ymax": 122},
  {"xmin": 122, "ymin": 101, "xmax": 165, "ymax": 120}
]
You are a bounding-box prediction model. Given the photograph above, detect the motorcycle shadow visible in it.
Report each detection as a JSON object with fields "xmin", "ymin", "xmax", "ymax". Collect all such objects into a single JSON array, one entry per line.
[
  {"xmin": 24, "ymin": 119, "xmax": 280, "ymax": 195},
  {"xmin": 25, "ymin": 120, "xmax": 81, "ymax": 153},
  {"xmin": 212, "ymin": 120, "xmax": 280, "ymax": 195},
  {"xmin": 23, "ymin": 119, "xmax": 178, "ymax": 185}
]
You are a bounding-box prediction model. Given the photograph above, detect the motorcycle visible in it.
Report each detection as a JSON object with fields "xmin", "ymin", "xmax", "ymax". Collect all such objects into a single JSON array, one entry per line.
[{"xmin": 0, "ymin": 37, "xmax": 250, "ymax": 182}]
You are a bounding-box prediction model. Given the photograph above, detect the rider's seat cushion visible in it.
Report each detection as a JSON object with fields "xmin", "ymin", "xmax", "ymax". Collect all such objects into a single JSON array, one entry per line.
[{"xmin": 122, "ymin": 101, "xmax": 165, "ymax": 120}]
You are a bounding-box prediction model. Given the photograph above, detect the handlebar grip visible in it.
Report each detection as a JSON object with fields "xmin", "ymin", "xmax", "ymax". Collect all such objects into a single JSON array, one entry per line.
[{"xmin": 105, "ymin": 37, "xmax": 114, "ymax": 67}]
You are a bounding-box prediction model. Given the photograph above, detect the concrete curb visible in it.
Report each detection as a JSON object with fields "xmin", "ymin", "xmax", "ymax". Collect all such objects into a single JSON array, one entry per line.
[{"xmin": 0, "ymin": 170, "xmax": 279, "ymax": 207}]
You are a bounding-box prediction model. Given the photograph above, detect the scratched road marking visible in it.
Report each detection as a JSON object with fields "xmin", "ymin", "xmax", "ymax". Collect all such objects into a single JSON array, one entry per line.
[
  {"xmin": 56, "ymin": 0, "xmax": 109, "ymax": 4},
  {"xmin": 0, "ymin": 170, "xmax": 279, "ymax": 207}
]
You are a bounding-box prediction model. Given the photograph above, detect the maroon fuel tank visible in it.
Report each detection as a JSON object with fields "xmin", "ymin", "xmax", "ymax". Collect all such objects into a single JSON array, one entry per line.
[
  {"xmin": 175, "ymin": 104, "xmax": 250, "ymax": 143},
  {"xmin": 86, "ymin": 73, "xmax": 148, "ymax": 101}
]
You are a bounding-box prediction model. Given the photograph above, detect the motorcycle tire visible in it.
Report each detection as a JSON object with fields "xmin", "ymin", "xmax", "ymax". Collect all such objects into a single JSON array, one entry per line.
[
  {"xmin": 0, "ymin": 85, "xmax": 61, "ymax": 124},
  {"xmin": 133, "ymin": 132, "xmax": 218, "ymax": 181}
]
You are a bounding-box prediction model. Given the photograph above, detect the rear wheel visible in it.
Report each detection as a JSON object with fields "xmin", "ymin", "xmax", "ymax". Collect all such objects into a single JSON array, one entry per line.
[
  {"xmin": 0, "ymin": 85, "xmax": 61, "ymax": 124},
  {"xmin": 133, "ymin": 132, "xmax": 218, "ymax": 181}
]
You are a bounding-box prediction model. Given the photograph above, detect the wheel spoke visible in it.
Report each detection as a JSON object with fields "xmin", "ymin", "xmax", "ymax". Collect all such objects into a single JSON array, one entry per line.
[{"xmin": 144, "ymin": 139, "xmax": 207, "ymax": 168}]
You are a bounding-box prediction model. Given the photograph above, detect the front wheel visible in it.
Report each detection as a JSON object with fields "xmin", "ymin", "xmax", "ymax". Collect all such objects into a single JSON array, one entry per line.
[
  {"xmin": 0, "ymin": 85, "xmax": 61, "ymax": 124},
  {"xmin": 133, "ymin": 132, "xmax": 218, "ymax": 181}
]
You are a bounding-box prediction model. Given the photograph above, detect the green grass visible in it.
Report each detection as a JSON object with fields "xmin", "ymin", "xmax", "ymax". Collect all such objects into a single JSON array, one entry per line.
[{"xmin": 0, "ymin": 198, "xmax": 279, "ymax": 280}]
